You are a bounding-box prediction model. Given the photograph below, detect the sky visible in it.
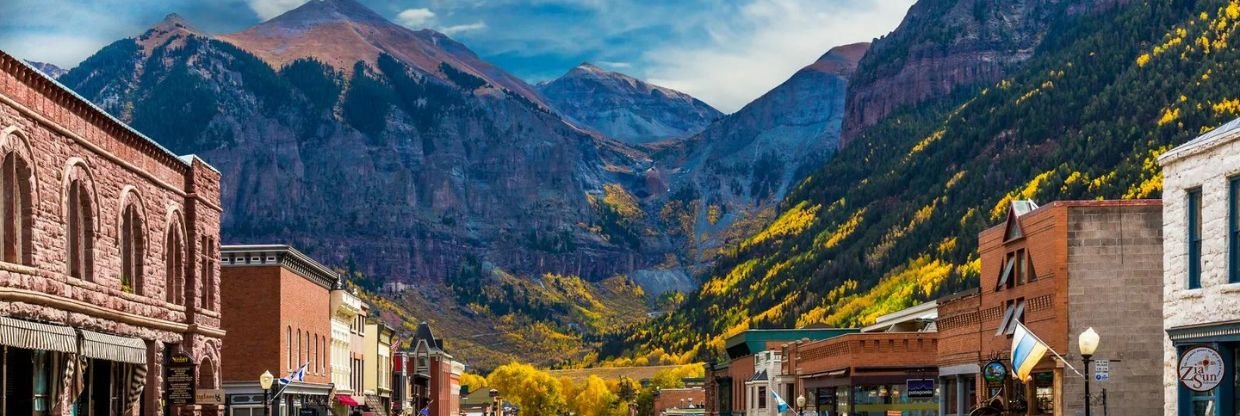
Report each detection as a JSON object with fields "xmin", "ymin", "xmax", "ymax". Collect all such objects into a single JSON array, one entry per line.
[{"xmin": 0, "ymin": 0, "xmax": 915, "ymax": 113}]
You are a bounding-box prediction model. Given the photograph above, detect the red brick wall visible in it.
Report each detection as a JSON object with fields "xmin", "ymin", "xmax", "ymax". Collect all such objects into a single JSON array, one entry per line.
[
  {"xmin": 220, "ymin": 264, "xmax": 332, "ymax": 384},
  {"xmin": 725, "ymin": 356, "xmax": 754, "ymax": 414},
  {"xmin": 936, "ymin": 292, "xmax": 981, "ymax": 368},
  {"xmin": 978, "ymin": 204, "xmax": 1069, "ymax": 369},
  {"xmin": 793, "ymin": 332, "xmax": 938, "ymax": 375},
  {"xmin": 654, "ymin": 388, "xmax": 705, "ymax": 413},
  {"xmin": 429, "ymin": 357, "xmax": 461, "ymax": 416}
]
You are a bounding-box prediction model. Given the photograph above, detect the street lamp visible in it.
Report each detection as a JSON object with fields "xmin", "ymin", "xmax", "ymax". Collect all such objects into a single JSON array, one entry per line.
[
  {"xmin": 259, "ymin": 370, "xmax": 275, "ymax": 416},
  {"xmin": 796, "ymin": 395, "xmax": 806, "ymax": 416},
  {"xmin": 1079, "ymin": 328, "xmax": 1100, "ymax": 416}
]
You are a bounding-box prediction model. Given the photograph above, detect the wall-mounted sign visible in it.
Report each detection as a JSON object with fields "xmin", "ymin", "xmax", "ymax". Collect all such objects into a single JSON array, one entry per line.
[
  {"xmin": 166, "ymin": 352, "xmax": 196, "ymax": 405},
  {"xmin": 906, "ymin": 379, "xmax": 935, "ymax": 398},
  {"xmin": 1094, "ymin": 360, "xmax": 1110, "ymax": 383},
  {"xmin": 1179, "ymin": 346, "xmax": 1224, "ymax": 392},
  {"xmin": 983, "ymin": 360, "xmax": 1008, "ymax": 385},
  {"xmin": 195, "ymin": 389, "xmax": 224, "ymax": 405}
]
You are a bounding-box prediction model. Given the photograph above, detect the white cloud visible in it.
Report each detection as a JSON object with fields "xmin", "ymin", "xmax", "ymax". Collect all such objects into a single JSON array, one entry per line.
[
  {"xmin": 396, "ymin": 8, "xmax": 436, "ymax": 28},
  {"xmin": 642, "ymin": 0, "xmax": 916, "ymax": 113},
  {"xmin": 441, "ymin": 21, "xmax": 487, "ymax": 35},
  {"xmin": 598, "ymin": 61, "xmax": 633, "ymax": 69},
  {"xmin": 246, "ymin": 0, "xmax": 309, "ymax": 21}
]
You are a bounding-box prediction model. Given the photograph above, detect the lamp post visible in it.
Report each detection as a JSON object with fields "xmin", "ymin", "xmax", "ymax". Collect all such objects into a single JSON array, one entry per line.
[
  {"xmin": 1078, "ymin": 328, "xmax": 1100, "ymax": 416},
  {"xmin": 796, "ymin": 394, "xmax": 806, "ymax": 416},
  {"xmin": 259, "ymin": 370, "xmax": 275, "ymax": 416}
]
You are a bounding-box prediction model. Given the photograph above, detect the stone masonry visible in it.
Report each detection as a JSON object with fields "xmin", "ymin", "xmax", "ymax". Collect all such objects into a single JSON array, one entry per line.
[
  {"xmin": 0, "ymin": 50, "xmax": 223, "ymax": 415},
  {"xmin": 1159, "ymin": 120, "xmax": 1240, "ymax": 415}
]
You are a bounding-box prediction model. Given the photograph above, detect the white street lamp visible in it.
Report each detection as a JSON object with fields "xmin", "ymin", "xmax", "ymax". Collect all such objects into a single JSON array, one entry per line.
[
  {"xmin": 259, "ymin": 370, "xmax": 275, "ymax": 415},
  {"xmin": 796, "ymin": 394, "xmax": 806, "ymax": 416},
  {"xmin": 1078, "ymin": 328, "xmax": 1101, "ymax": 416}
]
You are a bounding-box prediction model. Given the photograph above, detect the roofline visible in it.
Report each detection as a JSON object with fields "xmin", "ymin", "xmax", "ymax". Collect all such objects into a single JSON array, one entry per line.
[
  {"xmin": 2, "ymin": 50, "xmax": 212, "ymax": 173},
  {"xmin": 220, "ymin": 244, "xmax": 340, "ymax": 288},
  {"xmin": 981, "ymin": 199, "xmax": 1161, "ymax": 235},
  {"xmin": 1160, "ymin": 118, "xmax": 1240, "ymax": 166}
]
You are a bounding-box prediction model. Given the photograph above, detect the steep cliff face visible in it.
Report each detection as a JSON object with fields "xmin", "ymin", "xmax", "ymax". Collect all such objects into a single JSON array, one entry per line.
[
  {"xmin": 840, "ymin": 0, "xmax": 1102, "ymax": 146},
  {"xmin": 537, "ymin": 63, "xmax": 722, "ymax": 144},
  {"xmin": 650, "ymin": 43, "xmax": 867, "ymax": 258},
  {"xmin": 59, "ymin": 5, "xmax": 667, "ymax": 285}
]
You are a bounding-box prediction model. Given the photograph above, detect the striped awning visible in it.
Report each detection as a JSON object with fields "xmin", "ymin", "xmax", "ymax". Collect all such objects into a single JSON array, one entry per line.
[
  {"xmin": 80, "ymin": 330, "xmax": 147, "ymax": 364},
  {"xmin": 0, "ymin": 316, "xmax": 77, "ymax": 353}
]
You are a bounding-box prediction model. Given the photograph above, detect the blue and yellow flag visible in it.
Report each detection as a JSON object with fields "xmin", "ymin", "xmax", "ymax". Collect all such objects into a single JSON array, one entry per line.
[{"xmin": 1011, "ymin": 322, "xmax": 1049, "ymax": 380}]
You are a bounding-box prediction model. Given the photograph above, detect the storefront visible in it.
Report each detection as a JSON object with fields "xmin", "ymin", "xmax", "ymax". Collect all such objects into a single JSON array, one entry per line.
[
  {"xmin": 224, "ymin": 381, "xmax": 333, "ymax": 416},
  {"xmin": 1167, "ymin": 322, "xmax": 1240, "ymax": 416},
  {"xmin": 799, "ymin": 369, "xmax": 940, "ymax": 416},
  {"xmin": 937, "ymin": 365, "xmax": 977, "ymax": 416},
  {"xmin": 0, "ymin": 317, "xmax": 152, "ymax": 416}
]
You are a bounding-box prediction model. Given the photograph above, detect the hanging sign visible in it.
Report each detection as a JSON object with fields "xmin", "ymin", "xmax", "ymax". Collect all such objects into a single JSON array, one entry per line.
[
  {"xmin": 1179, "ymin": 346, "xmax": 1224, "ymax": 392},
  {"xmin": 983, "ymin": 360, "xmax": 1008, "ymax": 385},
  {"xmin": 906, "ymin": 379, "xmax": 935, "ymax": 398}
]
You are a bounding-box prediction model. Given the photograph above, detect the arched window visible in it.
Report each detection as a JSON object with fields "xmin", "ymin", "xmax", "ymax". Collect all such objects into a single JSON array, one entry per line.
[
  {"xmin": 120, "ymin": 203, "xmax": 144, "ymax": 294},
  {"xmin": 164, "ymin": 220, "xmax": 185, "ymax": 304},
  {"xmin": 0, "ymin": 153, "xmax": 33, "ymax": 265},
  {"xmin": 66, "ymin": 178, "xmax": 94, "ymax": 280},
  {"xmin": 201, "ymin": 236, "xmax": 216, "ymax": 310}
]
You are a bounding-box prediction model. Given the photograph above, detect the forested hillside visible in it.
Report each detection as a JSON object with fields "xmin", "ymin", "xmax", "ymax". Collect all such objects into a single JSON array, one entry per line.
[{"xmin": 616, "ymin": 0, "xmax": 1239, "ymax": 359}]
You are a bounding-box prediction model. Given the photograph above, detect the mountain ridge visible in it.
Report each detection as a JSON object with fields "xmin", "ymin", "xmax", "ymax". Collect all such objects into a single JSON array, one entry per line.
[{"xmin": 537, "ymin": 62, "xmax": 722, "ymax": 144}]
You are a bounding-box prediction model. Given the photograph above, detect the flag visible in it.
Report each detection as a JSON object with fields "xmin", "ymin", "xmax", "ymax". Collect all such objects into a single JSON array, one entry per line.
[
  {"xmin": 279, "ymin": 363, "xmax": 308, "ymax": 385},
  {"xmin": 771, "ymin": 390, "xmax": 789, "ymax": 413},
  {"xmin": 1011, "ymin": 322, "xmax": 1050, "ymax": 381}
]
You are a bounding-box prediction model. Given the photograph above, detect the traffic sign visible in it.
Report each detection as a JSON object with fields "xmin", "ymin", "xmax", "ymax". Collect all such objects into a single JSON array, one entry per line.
[{"xmin": 1094, "ymin": 360, "xmax": 1110, "ymax": 382}]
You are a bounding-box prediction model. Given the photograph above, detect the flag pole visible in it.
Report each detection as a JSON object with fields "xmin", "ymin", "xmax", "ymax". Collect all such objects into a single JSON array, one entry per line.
[{"xmin": 1017, "ymin": 323, "xmax": 1084, "ymax": 379}]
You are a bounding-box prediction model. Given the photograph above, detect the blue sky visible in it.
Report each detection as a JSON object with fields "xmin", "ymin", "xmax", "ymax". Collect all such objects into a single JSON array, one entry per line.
[{"xmin": 0, "ymin": 0, "xmax": 914, "ymax": 112}]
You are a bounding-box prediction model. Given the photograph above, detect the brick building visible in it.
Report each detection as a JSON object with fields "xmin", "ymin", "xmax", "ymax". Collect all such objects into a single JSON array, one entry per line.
[
  {"xmin": 0, "ymin": 51, "xmax": 223, "ymax": 415},
  {"xmin": 1159, "ymin": 119, "xmax": 1240, "ymax": 415},
  {"xmin": 219, "ymin": 245, "xmax": 337, "ymax": 416},
  {"xmin": 936, "ymin": 200, "xmax": 1164, "ymax": 416},
  {"xmin": 410, "ymin": 322, "xmax": 462, "ymax": 416},
  {"xmin": 782, "ymin": 303, "xmax": 938, "ymax": 416},
  {"xmin": 705, "ymin": 329, "xmax": 854, "ymax": 416},
  {"xmin": 653, "ymin": 385, "xmax": 705, "ymax": 415}
]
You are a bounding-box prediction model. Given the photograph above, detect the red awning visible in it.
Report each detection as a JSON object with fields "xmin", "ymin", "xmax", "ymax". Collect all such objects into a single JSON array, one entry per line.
[{"xmin": 335, "ymin": 395, "xmax": 360, "ymax": 407}]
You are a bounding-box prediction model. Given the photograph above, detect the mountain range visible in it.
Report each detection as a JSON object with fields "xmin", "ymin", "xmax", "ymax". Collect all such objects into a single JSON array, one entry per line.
[
  {"xmin": 45, "ymin": 0, "xmax": 867, "ymax": 367},
  {"xmin": 615, "ymin": 0, "xmax": 1234, "ymax": 362},
  {"xmin": 537, "ymin": 63, "xmax": 722, "ymax": 144}
]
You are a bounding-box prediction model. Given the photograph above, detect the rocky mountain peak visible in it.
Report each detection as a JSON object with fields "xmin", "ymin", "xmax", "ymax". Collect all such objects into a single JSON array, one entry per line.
[
  {"xmin": 138, "ymin": 12, "xmax": 207, "ymax": 51},
  {"xmin": 261, "ymin": 0, "xmax": 389, "ymax": 30},
  {"xmin": 538, "ymin": 62, "xmax": 721, "ymax": 144},
  {"xmin": 807, "ymin": 42, "xmax": 869, "ymax": 76},
  {"xmin": 24, "ymin": 60, "xmax": 67, "ymax": 79}
]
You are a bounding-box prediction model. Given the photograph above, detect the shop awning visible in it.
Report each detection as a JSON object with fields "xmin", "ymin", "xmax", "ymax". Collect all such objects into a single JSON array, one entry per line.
[
  {"xmin": 79, "ymin": 330, "xmax": 147, "ymax": 364},
  {"xmin": 0, "ymin": 316, "xmax": 77, "ymax": 353},
  {"xmin": 336, "ymin": 395, "xmax": 360, "ymax": 407}
]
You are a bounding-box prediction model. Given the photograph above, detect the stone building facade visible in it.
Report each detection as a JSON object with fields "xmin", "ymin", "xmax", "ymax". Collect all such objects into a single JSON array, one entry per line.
[
  {"xmin": 0, "ymin": 51, "xmax": 223, "ymax": 415},
  {"xmin": 1159, "ymin": 118, "xmax": 1240, "ymax": 416}
]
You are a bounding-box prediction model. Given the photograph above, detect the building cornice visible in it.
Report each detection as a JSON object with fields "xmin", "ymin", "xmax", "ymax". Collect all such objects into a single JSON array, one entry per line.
[{"xmin": 221, "ymin": 244, "xmax": 339, "ymax": 289}]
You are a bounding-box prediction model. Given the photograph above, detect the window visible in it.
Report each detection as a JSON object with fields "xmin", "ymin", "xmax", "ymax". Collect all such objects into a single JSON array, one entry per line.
[
  {"xmin": 201, "ymin": 237, "xmax": 216, "ymax": 310},
  {"xmin": 287, "ymin": 326, "xmax": 293, "ymax": 370},
  {"xmin": 120, "ymin": 203, "xmax": 144, "ymax": 294},
  {"xmin": 67, "ymin": 179, "xmax": 95, "ymax": 280},
  {"xmin": 0, "ymin": 153, "xmax": 33, "ymax": 265},
  {"xmin": 758, "ymin": 386, "xmax": 767, "ymax": 409},
  {"xmin": 1231, "ymin": 178, "xmax": 1240, "ymax": 283},
  {"xmin": 165, "ymin": 222, "xmax": 185, "ymax": 304},
  {"xmin": 297, "ymin": 329, "xmax": 302, "ymax": 367},
  {"xmin": 1189, "ymin": 189, "xmax": 1203, "ymax": 289}
]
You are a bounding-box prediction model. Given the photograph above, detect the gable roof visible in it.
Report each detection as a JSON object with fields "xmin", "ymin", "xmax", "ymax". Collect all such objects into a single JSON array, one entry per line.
[{"xmin": 412, "ymin": 321, "xmax": 444, "ymax": 353}]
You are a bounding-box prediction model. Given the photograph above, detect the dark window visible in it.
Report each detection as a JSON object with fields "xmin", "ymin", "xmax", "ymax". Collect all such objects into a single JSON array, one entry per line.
[
  {"xmin": 1, "ymin": 153, "xmax": 34, "ymax": 265},
  {"xmin": 165, "ymin": 222, "xmax": 185, "ymax": 304},
  {"xmin": 120, "ymin": 204, "xmax": 144, "ymax": 294},
  {"xmin": 758, "ymin": 386, "xmax": 767, "ymax": 409},
  {"xmin": 67, "ymin": 179, "xmax": 95, "ymax": 280},
  {"xmin": 1231, "ymin": 179, "xmax": 1240, "ymax": 283},
  {"xmin": 1189, "ymin": 189, "xmax": 1203, "ymax": 289}
]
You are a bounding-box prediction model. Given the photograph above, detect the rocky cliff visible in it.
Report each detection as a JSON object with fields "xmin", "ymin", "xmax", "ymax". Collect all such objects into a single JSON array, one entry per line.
[
  {"xmin": 649, "ymin": 43, "xmax": 867, "ymax": 260},
  {"xmin": 840, "ymin": 0, "xmax": 1098, "ymax": 146},
  {"xmin": 537, "ymin": 63, "xmax": 722, "ymax": 144},
  {"xmin": 58, "ymin": 2, "xmax": 669, "ymax": 285}
]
